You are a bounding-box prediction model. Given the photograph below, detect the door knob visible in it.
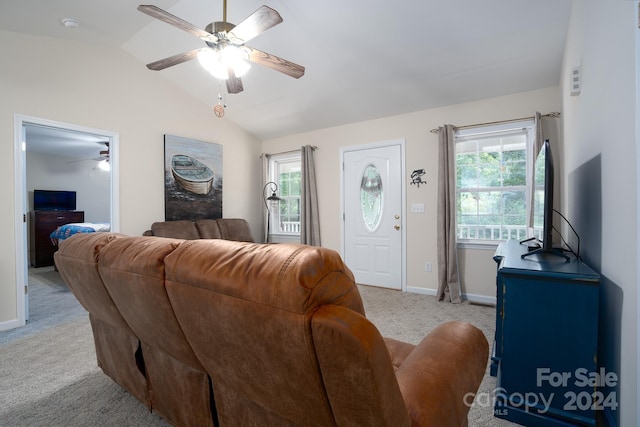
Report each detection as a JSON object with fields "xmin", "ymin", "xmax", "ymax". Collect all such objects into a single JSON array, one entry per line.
[{"xmin": 394, "ymin": 224, "xmax": 400, "ymax": 230}]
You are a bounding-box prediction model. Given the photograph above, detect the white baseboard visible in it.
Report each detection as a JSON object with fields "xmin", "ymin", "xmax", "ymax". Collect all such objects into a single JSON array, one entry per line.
[
  {"xmin": 405, "ymin": 286, "xmax": 437, "ymax": 296},
  {"xmin": 406, "ymin": 286, "xmax": 496, "ymax": 306},
  {"xmin": 0, "ymin": 318, "xmax": 21, "ymax": 332},
  {"xmin": 463, "ymin": 293, "xmax": 497, "ymax": 306}
]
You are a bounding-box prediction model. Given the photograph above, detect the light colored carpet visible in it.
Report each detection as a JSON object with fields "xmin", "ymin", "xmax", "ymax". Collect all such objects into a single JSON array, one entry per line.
[{"xmin": 0, "ymin": 267, "xmax": 517, "ymax": 426}]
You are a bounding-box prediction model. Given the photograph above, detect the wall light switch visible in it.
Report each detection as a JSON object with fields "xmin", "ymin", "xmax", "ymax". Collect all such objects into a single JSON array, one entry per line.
[{"xmin": 411, "ymin": 203, "xmax": 425, "ymax": 214}]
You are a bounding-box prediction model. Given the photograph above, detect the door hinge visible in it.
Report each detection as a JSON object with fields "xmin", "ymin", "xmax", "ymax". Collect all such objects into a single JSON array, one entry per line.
[
  {"xmin": 23, "ymin": 214, "xmax": 26, "ymax": 223},
  {"xmin": 25, "ymin": 285, "xmax": 28, "ymax": 294}
]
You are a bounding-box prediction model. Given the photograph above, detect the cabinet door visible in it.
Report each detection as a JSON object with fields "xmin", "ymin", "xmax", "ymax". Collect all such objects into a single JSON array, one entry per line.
[{"xmin": 499, "ymin": 275, "xmax": 599, "ymax": 423}]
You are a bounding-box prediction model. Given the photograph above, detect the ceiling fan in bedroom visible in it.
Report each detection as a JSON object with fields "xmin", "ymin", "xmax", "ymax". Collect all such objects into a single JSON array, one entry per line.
[
  {"xmin": 137, "ymin": 0, "xmax": 305, "ymax": 94},
  {"xmin": 66, "ymin": 142, "xmax": 110, "ymax": 171}
]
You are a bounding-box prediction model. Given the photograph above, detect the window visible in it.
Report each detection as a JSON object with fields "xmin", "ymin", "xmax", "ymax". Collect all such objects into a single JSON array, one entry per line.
[
  {"xmin": 269, "ymin": 153, "xmax": 301, "ymax": 235},
  {"xmin": 455, "ymin": 120, "xmax": 534, "ymax": 243}
]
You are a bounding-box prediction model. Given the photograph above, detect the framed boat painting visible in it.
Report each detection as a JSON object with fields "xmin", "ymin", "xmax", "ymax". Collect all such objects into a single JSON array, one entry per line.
[{"xmin": 164, "ymin": 135, "xmax": 223, "ymax": 220}]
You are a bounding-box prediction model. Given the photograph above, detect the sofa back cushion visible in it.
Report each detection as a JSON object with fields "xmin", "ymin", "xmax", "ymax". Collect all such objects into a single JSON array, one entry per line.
[
  {"xmin": 312, "ymin": 305, "xmax": 411, "ymax": 426},
  {"xmin": 163, "ymin": 239, "xmax": 363, "ymax": 425},
  {"xmin": 216, "ymin": 218, "xmax": 253, "ymax": 242},
  {"xmin": 151, "ymin": 220, "xmax": 200, "ymax": 239},
  {"xmin": 195, "ymin": 219, "xmax": 222, "ymax": 239},
  {"xmin": 54, "ymin": 233, "xmax": 150, "ymax": 407},
  {"xmin": 55, "ymin": 232, "xmax": 131, "ymax": 333},
  {"xmin": 97, "ymin": 236, "xmax": 204, "ymax": 370}
]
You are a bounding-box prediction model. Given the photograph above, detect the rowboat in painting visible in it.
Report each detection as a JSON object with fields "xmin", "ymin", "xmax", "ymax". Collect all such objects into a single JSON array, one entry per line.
[{"xmin": 171, "ymin": 154, "xmax": 215, "ymax": 195}]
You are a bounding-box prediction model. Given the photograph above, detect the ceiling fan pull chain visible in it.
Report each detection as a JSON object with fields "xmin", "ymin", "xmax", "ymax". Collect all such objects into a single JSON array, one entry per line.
[{"xmin": 214, "ymin": 85, "xmax": 226, "ymax": 118}]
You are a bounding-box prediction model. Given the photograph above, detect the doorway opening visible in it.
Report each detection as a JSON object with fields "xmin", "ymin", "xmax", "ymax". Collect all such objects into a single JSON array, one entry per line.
[{"xmin": 13, "ymin": 114, "xmax": 120, "ymax": 329}]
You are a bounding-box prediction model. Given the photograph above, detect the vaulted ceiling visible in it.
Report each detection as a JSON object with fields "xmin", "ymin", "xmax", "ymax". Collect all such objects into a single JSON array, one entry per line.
[{"xmin": 1, "ymin": 0, "xmax": 572, "ymax": 146}]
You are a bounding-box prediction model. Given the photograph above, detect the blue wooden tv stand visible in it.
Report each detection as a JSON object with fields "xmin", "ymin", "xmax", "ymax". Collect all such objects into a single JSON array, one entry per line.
[{"xmin": 492, "ymin": 240, "xmax": 601, "ymax": 426}]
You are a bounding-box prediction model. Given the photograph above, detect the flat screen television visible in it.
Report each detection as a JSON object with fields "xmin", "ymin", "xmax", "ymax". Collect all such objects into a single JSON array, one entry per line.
[
  {"xmin": 33, "ymin": 189, "xmax": 77, "ymax": 211},
  {"xmin": 521, "ymin": 140, "xmax": 567, "ymax": 260}
]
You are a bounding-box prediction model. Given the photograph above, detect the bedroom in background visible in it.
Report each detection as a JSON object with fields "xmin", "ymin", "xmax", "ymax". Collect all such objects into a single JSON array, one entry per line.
[{"xmin": 15, "ymin": 115, "xmax": 119, "ymax": 324}]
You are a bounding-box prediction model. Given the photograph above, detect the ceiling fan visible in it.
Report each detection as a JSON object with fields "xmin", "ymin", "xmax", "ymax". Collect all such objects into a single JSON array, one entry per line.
[
  {"xmin": 66, "ymin": 142, "xmax": 110, "ymax": 171},
  {"xmin": 137, "ymin": 0, "xmax": 305, "ymax": 94}
]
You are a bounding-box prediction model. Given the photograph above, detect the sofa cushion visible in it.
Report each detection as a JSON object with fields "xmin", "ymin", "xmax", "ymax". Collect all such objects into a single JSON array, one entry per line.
[
  {"xmin": 195, "ymin": 219, "xmax": 222, "ymax": 239},
  {"xmin": 151, "ymin": 220, "xmax": 200, "ymax": 239},
  {"xmin": 216, "ymin": 218, "xmax": 253, "ymax": 242},
  {"xmin": 163, "ymin": 239, "xmax": 363, "ymax": 425},
  {"xmin": 55, "ymin": 232, "xmax": 132, "ymax": 334},
  {"xmin": 97, "ymin": 236, "xmax": 215, "ymax": 426},
  {"xmin": 98, "ymin": 236, "xmax": 203, "ymax": 369},
  {"xmin": 54, "ymin": 233, "xmax": 149, "ymax": 408}
]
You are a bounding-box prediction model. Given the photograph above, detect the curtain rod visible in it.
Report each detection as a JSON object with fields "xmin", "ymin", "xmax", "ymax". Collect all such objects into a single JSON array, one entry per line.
[
  {"xmin": 429, "ymin": 112, "xmax": 561, "ymax": 134},
  {"xmin": 261, "ymin": 146, "xmax": 318, "ymax": 157}
]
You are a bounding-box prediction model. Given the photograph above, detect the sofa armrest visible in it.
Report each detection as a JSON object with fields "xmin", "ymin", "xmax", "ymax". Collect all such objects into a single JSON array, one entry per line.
[{"xmin": 393, "ymin": 321, "xmax": 488, "ymax": 427}]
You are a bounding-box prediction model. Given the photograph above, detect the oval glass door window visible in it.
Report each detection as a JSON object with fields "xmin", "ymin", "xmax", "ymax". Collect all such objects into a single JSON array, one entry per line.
[{"xmin": 360, "ymin": 164, "xmax": 383, "ymax": 232}]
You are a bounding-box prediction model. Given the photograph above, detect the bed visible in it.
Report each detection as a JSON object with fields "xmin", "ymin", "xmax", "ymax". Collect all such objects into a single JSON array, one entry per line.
[{"xmin": 50, "ymin": 222, "xmax": 111, "ymax": 245}]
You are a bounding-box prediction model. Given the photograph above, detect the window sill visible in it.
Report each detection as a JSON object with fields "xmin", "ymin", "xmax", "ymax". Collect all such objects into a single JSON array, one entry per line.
[
  {"xmin": 457, "ymin": 240, "xmax": 502, "ymax": 250},
  {"xmin": 268, "ymin": 234, "xmax": 301, "ymax": 244}
]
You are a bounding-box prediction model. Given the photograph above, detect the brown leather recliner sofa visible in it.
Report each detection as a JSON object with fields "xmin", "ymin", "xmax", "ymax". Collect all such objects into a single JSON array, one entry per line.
[
  {"xmin": 143, "ymin": 218, "xmax": 254, "ymax": 241},
  {"xmin": 55, "ymin": 232, "xmax": 489, "ymax": 427}
]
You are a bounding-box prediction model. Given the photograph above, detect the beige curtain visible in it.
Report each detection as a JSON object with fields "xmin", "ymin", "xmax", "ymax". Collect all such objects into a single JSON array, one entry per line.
[
  {"xmin": 261, "ymin": 153, "xmax": 271, "ymax": 243},
  {"xmin": 527, "ymin": 112, "xmax": 544, "ymax": 227},
  {"xmin": 436, "ymin": 125, "xmax": 462, "ymax": 303},
  {"xmin": 300, "ymin": 145, "xmax": 321, "ymax": 246}
]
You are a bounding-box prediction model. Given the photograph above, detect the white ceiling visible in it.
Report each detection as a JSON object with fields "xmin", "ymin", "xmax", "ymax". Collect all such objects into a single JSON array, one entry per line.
[{"xmin": 1, "ymin": 0, "xmax": 572, "ymax": 152}]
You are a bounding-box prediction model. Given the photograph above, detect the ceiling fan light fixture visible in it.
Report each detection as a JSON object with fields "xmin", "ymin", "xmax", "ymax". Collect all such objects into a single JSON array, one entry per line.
[
  {"xmin": 221, "ymin": 45, "xmax": 251, "ymax": 77},
  {"xmin": 198, "ymin": 49, "xmax": 227, "ymax": 79},
  {"xmin": 97, "ymin": 159, "xmax": 110, "ymax": 171},
  {"xmin": 197, "ymin": 46, "xmax": 250, "ymax": 80}
]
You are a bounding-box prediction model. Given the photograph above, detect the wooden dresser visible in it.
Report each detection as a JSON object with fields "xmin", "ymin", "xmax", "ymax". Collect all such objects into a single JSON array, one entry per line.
[{"xmin": 31, "ymin": 210, "xmax": 84, "ymax": 267}]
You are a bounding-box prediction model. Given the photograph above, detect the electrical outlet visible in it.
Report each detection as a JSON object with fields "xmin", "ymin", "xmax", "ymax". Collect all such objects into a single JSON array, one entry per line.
[
  {"xmin": 425, "ymin": 262, "xmax": 432, "ymax": 272},
  {"xmin": 411, "ymin": 203, "xmax": 425, "ymax": 214}
]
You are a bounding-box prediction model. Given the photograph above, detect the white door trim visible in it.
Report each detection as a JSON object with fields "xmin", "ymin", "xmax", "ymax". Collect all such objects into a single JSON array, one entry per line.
[
  {"xmin": 10, "ymin": 114, "xmax": 120, "ymax": 330},
  {"xmin": 340, "ymin": 139, "xmax": 406, "ymax": 291}
]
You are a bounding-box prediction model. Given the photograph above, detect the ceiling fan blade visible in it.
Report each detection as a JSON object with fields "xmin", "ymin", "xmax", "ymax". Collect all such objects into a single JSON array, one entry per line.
[
  {"xmin": 227, "ymin": 5, "xmax": 283, "ymax": 44},
  {"xmin": 146, "ymin": 48, "xmax": 205, "ymax": 71},
  {"xmin": 137, "ymin": 5, "xmax": 217, "ymax": 43},
  {"xmin": 226, "ymin": 69, "xmax": 244, "ymax": 94},
  {"xmin": 246, "ymin": 47, "xmax": 305, "ymax": 79}
]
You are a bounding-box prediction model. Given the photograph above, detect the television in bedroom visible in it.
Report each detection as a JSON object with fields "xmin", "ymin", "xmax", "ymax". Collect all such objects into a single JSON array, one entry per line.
[
  {"xmin": 33, "ymin": 190, "xmax": 77, "ymax": 211},
  {"xmin": 521, "ymin": 139, "xmax": 568, "ymax": 260}
]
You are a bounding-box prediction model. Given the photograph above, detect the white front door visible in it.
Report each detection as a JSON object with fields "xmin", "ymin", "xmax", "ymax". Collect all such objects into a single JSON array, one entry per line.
[{"xmin": 342, "ymin": 141, "xmax": 404, "ymax": 289}]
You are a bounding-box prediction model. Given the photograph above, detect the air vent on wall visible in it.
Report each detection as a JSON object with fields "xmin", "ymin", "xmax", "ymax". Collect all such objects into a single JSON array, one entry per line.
[{"xmin": 570, "ymin": 66, "xmax": 581, "ymax": 96}]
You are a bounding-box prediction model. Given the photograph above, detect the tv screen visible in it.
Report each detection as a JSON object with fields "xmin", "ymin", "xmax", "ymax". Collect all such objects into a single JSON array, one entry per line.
[
  {"xmin": 532, "ymin": 140, "xmax": 552, "ymax": 248},
  {"xmin": 33, "ymin": 190, "xmax": 77, "ymax": 211},
  {"xmin": 538, "ymin": 139, "xmax": 554, "ymax": 252},
  {"xmin": 522, "ymin": 140, "xmax": 565, "ymax": 259}
]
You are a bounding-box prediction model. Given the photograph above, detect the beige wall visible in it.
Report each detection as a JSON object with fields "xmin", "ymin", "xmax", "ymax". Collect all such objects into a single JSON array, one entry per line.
[
  {"xmin": 263, "ymin": 86, "xmax": 561, "ymax": 300},
  {"xmin": 561, "ymin": 1, "xmax": 638, "ymax": 425},
  {"xmin": 0, "ymin": 31, "xmax": 262, "ymax": 327}
]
